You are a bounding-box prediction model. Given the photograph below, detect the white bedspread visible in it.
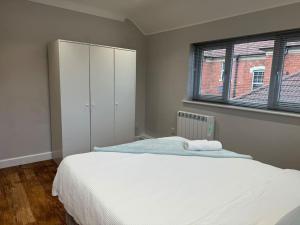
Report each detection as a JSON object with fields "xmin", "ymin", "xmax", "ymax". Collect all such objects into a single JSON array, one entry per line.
[{"xmin": 52, "ymin": 152, "xmax": 300, "ymax": 225}]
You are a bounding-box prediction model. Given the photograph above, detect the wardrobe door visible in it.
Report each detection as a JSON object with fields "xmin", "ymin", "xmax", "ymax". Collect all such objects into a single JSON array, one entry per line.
[
  {"xmin": 114, "ymin": 49, "xmax": 136, "ymax": 144},
  {"xmin": 90, "ymin": 46, "xmax": 115, "ymax": 148},
  {"xmin": 59, "ymin": 41, "xmax": 90, "ymax": 157}
]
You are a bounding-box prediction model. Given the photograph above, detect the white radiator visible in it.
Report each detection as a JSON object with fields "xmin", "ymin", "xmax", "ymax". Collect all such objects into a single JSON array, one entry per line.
[{"xmin": 177, "ymin": 111, "xmax": 215, "ymax": 140}]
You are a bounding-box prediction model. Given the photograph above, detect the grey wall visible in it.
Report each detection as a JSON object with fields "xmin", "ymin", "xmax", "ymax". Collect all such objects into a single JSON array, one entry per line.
[
  {"xmin": 1, "ymin": 0, "xmax": 299, "ymax": 170},
  {"xmin": 146, "ymin": 4, "xmax": 300, "ymax": 170},
  {"xmin": 0, "ymin": 0, "xmax": 146, "ymax": 160}
]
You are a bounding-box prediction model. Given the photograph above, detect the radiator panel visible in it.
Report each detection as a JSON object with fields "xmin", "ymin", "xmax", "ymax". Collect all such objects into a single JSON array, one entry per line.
[{"xmin": 177, "ymin": 111, "xmax": 215, "ymax": 140}]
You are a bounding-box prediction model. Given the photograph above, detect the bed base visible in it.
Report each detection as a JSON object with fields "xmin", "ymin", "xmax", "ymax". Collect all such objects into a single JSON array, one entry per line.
[{"xmin": 66, "ymin": 213, "xmax": 79, "ymax": 225}]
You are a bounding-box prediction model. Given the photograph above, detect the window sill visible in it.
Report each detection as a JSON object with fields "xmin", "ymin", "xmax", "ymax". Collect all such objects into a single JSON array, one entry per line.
[{"xmin": 182, "ymin": 99, "xmax": 300, "ymax": 118}]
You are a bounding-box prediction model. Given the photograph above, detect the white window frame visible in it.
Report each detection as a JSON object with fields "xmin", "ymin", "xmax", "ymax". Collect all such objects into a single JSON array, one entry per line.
[
  {"xmin": 250, "ymin": 66, "xmax": 265, "ymax": 73},
  {"xmin": 251, "ymin": 67, "xmax": 265, "ymax": 90}
]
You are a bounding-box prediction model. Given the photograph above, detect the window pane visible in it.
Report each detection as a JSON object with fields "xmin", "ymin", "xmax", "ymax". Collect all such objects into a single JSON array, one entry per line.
[
  {"xmin": 199, "ymin": 48, "xmax": 226, "ymax": 97},
  {"xmin": 278, "ymin": 40, "xmax": 300, "ymax": 110},
  {"xmin": 229, "ymin": 40, "xmax": 275, "ymax": 107}
]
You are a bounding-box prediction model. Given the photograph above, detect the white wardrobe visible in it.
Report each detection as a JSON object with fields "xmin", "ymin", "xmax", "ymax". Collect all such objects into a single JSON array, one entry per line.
[{"xmin": 48, "ymin": 40, "xmax": 136, "ymax": 163}]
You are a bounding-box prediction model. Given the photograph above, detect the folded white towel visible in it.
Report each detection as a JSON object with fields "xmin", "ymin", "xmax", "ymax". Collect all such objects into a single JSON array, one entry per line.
[{"xmin": 185, "ymin": 140, "xmax": 222, "ymax": 151}]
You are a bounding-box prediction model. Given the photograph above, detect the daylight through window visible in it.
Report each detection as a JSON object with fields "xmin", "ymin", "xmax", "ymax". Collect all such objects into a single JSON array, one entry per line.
[{"xmin": 193, "ymin": 30, "xmax": 300, "ymax": 113}]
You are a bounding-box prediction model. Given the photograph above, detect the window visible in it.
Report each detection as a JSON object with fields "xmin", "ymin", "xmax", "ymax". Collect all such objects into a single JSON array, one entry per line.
[
  {"xmin": 229, "ymin": 40, "xmax": 273, "ymax": 108},
  {"xmin": 252, "ymin": 69, "xmax": 265, "ymax": 90},
  {"xmin": 278, "ymin": 40, "xmax": 300, "ymax": 111},
  {"xmin": 192, "ymin": 30, "xmax": 300, "ymax": 113},
  {"xmin": 197, "ymin": 47, "xmax": 226, "ymax": 98}
]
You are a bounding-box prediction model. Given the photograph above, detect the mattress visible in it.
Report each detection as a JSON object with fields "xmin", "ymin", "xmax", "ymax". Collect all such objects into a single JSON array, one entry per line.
[{"xmin": 53, "ymin": 152, "xmax": 300, "ymax": 225}]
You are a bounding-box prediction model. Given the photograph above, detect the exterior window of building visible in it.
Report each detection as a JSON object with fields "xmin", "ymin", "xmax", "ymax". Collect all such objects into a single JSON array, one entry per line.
[
  {"xmin": 252, "ymin": 69, "xmax": 265, "ymax": 90},
  {"xmin": 192, "ymin": 30, "xmax": 300, "ymax": 113}
]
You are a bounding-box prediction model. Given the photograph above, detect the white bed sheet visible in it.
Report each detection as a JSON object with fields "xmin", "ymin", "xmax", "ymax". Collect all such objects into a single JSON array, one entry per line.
[{"xmin": 52, "ymin": 152, "xmax": 300, "ymax": 225}]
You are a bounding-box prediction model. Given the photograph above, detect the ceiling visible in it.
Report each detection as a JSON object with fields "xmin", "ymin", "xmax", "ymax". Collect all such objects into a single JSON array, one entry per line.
[{"xmin": 29, "ymin": 0, "xmax": 300, "ymax": 35}]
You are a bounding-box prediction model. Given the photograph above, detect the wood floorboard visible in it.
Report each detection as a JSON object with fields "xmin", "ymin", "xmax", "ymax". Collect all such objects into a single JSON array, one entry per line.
[{"xmin": 0, "ymin": 160, "xmax": 66, "ymax": 225}]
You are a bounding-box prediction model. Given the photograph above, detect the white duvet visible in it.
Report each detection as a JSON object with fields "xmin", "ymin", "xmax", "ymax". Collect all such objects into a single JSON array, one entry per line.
[{"xmin": 52, "ymin": 152, "xmax": 300, "ymax": 225}]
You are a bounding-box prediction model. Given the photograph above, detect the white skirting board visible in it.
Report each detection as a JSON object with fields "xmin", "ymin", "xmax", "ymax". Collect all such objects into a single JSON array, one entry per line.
[{"xmin": 0, "ymin": 152, "xmax": 52, "ymax": 169}]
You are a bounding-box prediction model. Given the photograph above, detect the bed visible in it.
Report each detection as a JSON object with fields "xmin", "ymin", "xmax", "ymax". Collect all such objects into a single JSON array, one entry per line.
[{"xmin": 52, "ymin": 138, "xmax": 300, "ymax": 225}]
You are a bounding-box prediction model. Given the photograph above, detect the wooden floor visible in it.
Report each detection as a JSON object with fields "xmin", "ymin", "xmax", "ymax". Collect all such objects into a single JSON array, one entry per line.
[{"xmin": 0, "ymin": 160, "xmax": 66, "ymax": 225}]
